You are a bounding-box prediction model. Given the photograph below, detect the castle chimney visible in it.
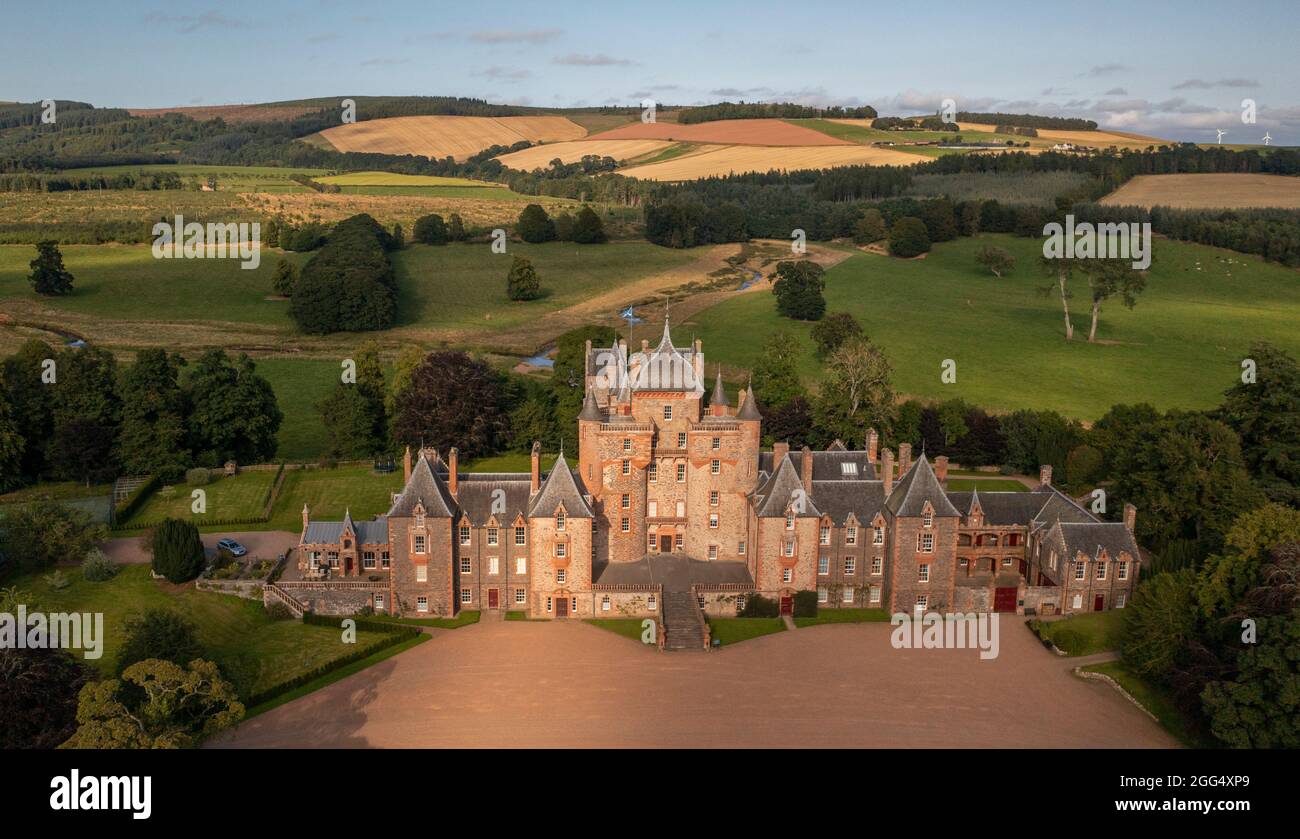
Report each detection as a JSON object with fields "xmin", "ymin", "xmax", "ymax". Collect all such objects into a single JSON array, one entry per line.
[
  {"xmin": 301, "ymin": 504, "xmax": 310, "ymax": 537},
  {"xmin": 881, "ymin": 449, "xmax": 894, "ymax": 496},
  {"xmin": 773, "ymin": 441, "xmax": 790, "ymax": 463},
  {"xmin": 866, "ymin": 428, "xmax": 878, "ymax": 463},
  {"xmin": 403, "ymin": 446, "xmax": 411, "ymax": 483},
  {"xmin": 530, "ymin": 441, "xmax": 541, "ymax": 494},
  {"xmin": 800, "ymin": 445, "xmax": 813, "ymax": 494},
  {"xmin": 934, "ymin": 456, "xmax": 949, "ymax": 483},
  {"xmin": 584, "ymin": 338, "xmax": 593, "ymax": 377},
  {"xmin": 1040, "ymin": 464, "xmax": 1053, "ymax": 487},
  {"xmin": 448, "ymin": 447, "xmax": 459, "ymax": 497},
  {"xmin": 1123, "ymin": 503, "xmax": 1136, "ymax": 533},
  {"xmin": 898, "ymin": 443, "xmax": 912, "ymax": 476}
]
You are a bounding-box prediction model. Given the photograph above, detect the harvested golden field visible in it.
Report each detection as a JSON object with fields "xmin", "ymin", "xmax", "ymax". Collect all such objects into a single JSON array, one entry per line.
[
  {"xmin": 317, "ymin": 115, "xmax": 587, "ymax": 160},
  {"xmin": 618, "ymin": 144, "xmax": 921, "ymax": 180},
  {"xmin": 497, "ymin": 139, "xmax": 674, "ymax": 170},
  {"xmin": 239, "ymin": 190, "xmax": 578, "ymax": 229},
  {"xmin": 1100, "ymin": 173, "xmax": 1300, "ymax": 209},
  {"xmin": 956, "ymin": 123, "xmax": 1165, "ymax": 149},
  {"xmin": 590, "ymin": 118, "xmax": 848, "ymax": 146},
  {"xmin": 126, "ymin": 104, "xmax": 322, "ymax": 124}
]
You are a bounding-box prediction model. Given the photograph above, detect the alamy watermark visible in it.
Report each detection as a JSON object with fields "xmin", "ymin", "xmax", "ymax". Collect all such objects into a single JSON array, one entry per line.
[
  {"xmin": 890, "ymin": 611, "xmax": 1000, "ymax": 660},
  {"xmin": 1, "ymin": 605, "xmax": 104, "ymax": 660},
  {"xmin": 152, "ymin": 214, "xmax": 262, "ymax": 269},
  {"xmin": 1042, "ymin": 214, "xmax": 1151, "ymax": 270}
]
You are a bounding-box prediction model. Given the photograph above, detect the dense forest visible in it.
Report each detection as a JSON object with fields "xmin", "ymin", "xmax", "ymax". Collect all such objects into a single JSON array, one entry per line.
[
  {"xmin": 676, "ymin": 101, "xmax": 878, "ymax": 123},
  {"xmin": 955, "ymin": 111, "xmax": 1099, "ymax": 130}
]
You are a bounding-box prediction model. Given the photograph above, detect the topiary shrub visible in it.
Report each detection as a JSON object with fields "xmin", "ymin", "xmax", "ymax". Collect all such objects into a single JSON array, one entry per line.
[
  {"xmin": 81, "ymin": 548, "xmax": 118, "ymax": 582},
  {"xmin": 793, "ymin": 590, "xmax": 819, "ymax": 618},
  {"xmin": 185, "ymin": 467, "xmax": 211, "ymax": 487},
  {"xmin": 151, "ymin": 518, "xmax": 206, "ymax": 583}
]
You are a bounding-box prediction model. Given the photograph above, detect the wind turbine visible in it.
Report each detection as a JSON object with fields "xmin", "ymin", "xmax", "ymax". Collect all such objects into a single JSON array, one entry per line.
[
  {"xmin": 1215, "ymin": 129, "xmax": 1226, "ymax": 145},
  {"xmin": 1262, "ymin": 132, "xmax": 1272, "ymax": 146}
]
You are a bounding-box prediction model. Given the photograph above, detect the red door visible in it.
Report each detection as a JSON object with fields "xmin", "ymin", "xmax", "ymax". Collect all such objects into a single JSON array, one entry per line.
[
  {"xmin": 555, "ymin": 598, "xmax": 569, "ymax": 618},
  {"xmin": 487, "ymin": 589, "xmax": 499, "ymax": 609},
  {"xmin": 780, "ymin": 596, "xmax": 793, "ymax": 616},
  {"xmin": 1093, "ymin": 594, "xmax": 1105, "ymax": 611},
  {"xmin": 660, "ymin": 536, "xmax": 672, "ymax": 553},
  {"xmin": 994, "ymin": 587, "xmax": 1018, "ymax": 612}
]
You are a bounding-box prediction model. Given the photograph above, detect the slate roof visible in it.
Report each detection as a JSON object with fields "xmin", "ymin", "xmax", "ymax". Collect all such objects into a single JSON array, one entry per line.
[
  {"xmin": 1058, "ymin": 522, "xmax": 1140, "ymax": 562},
  {"xmin": 387, "ymin": 453, "xmax": 457, "ymax": 518},
  {"xmin": 454, "ymin": 474, "xmax": 533, "ymax": 525},
  {"xmin": 302, "ymin": 512, "xmax": 388, "ymax": 545},
  {"xmin": 735, "ymin": 383, "xmax": 761, "ymax": 421},
  {"xmin": 578, "ymin": 385, "xmax": 603, "ymax": 421},
  {"xmin": 945, "ymin": 489, "xmax": 1056, "ymax": 525},
  {"xmin": 629, "ymin": 318, "xmax": 704, "ymax": 393},
  {"xmin": 709, "ymin": 367, "xmax": 729, "ymax": 406},
  {"xmin": 594, "ymin": 554, "xmax": 754, "ymax": 590},
  {"xmin": 527, "ymin": 452, "xmax": 593, "ymax": 517},
  {"xmin": 758, "ymin": 448, "xmax": 877, "ymax": 481},
  {"xmin": 752, "ymin": 454, "xmax": 821, "ymax": 517},
  {"xmin": 810, "ymin": 480, "xmax": 886, "ymax": 526},
  {"xmin": 885, "ymin": 455, "xmax": 962, "ymax": 517}
]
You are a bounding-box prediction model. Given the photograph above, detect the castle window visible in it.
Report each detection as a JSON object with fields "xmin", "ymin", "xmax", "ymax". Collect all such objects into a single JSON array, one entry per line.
[
  {"xmin": 648, "ymin": 594, "xmax": 657, "ymax": 610},
  {"xmin": 738, "ymin": 541, "xmax": 746, "ymax": 555},
  {"xmin": 786, "ymin": 516, "xmax": 795, "ymax": 530},
  {"xmin": 621, "ymin": 493, "xmax": 630, "ymax": 509},
  {"xmin": 1118, "ymin": 562, "xmax": 1128, "ymax": 580},
  {"xmin": 844, "ymin": 557, "xmax": 856, "ymax": 575},
  {"xmin": 873, "ymin": 526, "xmax": 884, "ymax": 545},
  {"xmin": 621, "ymin": 517, "xmax": 630, "ymax": 533},
  {"xmin": 515, "ymin": 588, "xmax": 527, "ymax": 605},
  {"xmin": 648, "ymin": 463, "xmax": 657, "ymax": 482},
  {"xmin": 556, "ymin": 512, "xmax": 565, "ymax": 531},
  {"xmin": 678, "ymin": 432, "xmax": 687, "ymax": 448},
  {"xmin": 818, "ymin": 556, "xmax": 829, "ymax": 575},
  {"xmin": 663, "ymin": 405, "xmax": 673, "ymax": 421},
  {"xmin": 363, "ymin": 551, "xmax": 376, "ymax": 569},
  {"xmin": 1075, "ymin": 562, "xmax": 1086, "ymax": 581},
  {"xmin": 708, "ymin": 545, "xmax": 718, "ymax": 560},
  {"xmin": 915, "ymin": 594, "xmax": 928, "ymax": 613},
  {"xmin": 555, "ymin": 543, "xmax": 566, "ymax": 559},
  {"xmin": 546, "ymin": 597, "xmax": 553, "ymax": 613},
  {"xmin": 622, "ymin": 460, "xmax": 631, "ymax": 475},
  {"xmin": 869, "ymin": 585, "xmax": 881, "ymax": 604},
  {"xmin": 1116, "ymin": 592, "xmax": 1127, "ymax": 608},
  {"xmin": 710, "ymin": 491, "xmax": 719, "ymax": 506},
  {"xmin": 842, "ymin": 587, "xmax": 855, "ymax": 604},
  {"xmin": 817, "ymin": 586, "xmax": 829, "ymax": 604},
  {"xmin": 712, "ymin": 437, "xmax": 720, "ymax": 450},
  {"xmin": 845, "ymin": 526, "xmax": 857, "ymax": 545},
  {"xmin": 515, "ymin": 556, "xmax": 526, "ymax": 575},
  {"xmin": 374, "ymin": 593, "xmax": 384, "ymax": 611},
  {"xmin": 461, "ymin": 589, "xmax": 472, "ymax": 604},
  {"xmin": 328, "ymin": 552, "xmax": 339, "ymax": 567},
  {"xmin": 871, "ymin": 556, "xmax": 882, "ymax": 575},
  {"xmin": 602, "ymin": 596, "xmax": 611, "ymax": 612},
  {"xmin": 676, "ymin": 463, "xmax": 686, "ymax": 482},
  {"xmin": 417, "ymin": 565, "xmax": 428, "ymax": 582},
  {"xmin": 557, "ymin": 568, "xmax": 566, "ymax": 583},
  {"xmin": 649, "ymin": 533, "xmax": 657, "ymax": 550},
  {"xmin": 487, "ymin": 528, "xmax": 498, "ymax": 546},
  {"xmin": 819, "ymin": 525, "xmax": 830, "ymax": 545},
  {"xmin": 488, "ymin": 557, "xmax": 499, "ymax": 575},
  {"xmin": 417, "ymin": 596, "xmax": 428, "ymax": 612},
  {"xmin": 923, "ymin": 510, "xmax": 934, "ymax": 528},
  {"xmin": 460, "ymin": 557, "xmax": 471, "ymax": 574},
  {"xmin": 841, "ymin": 462, "xmax": 858, "ymax": 476},
  {"xmin": 381, "ymin": 552, "xmax": 390, "ymax": 569},
  {"xmin": 918, "ymin": 564, "xmax": 929, "ymax": 583},
  {"xmin": 709, "ymin": 514, "xmax": 718, "ymax": 529},
  {"xmin": 736, "ymin": 595, "xmax": 746, "ymax": 612},
  {"xmin": 515, "ymin": 527, "xmax": 527, "ymax": 546},
  {"xmin": 697, "ymin": 595, "xmax": 705, "ymax": 609},
  {"xmin": 710, "ymin": 459, "xmax": 720, "ymax": 474},
  {"xmin": 783, "ymin": 568, "xmax": 793, "ymax": 584},
  {"xmin": 783, "ymin": 541, "xmax": 795, "ymax": 557},
  {"xmin": 917, "ymin": 533, "xmax": 934, "ymax": 553},
  {"xmin": 1096, "ymin": 561, "xmax": 1107, "ymax": 581},
  {"xmin": 459, "ymin": 525, "xmax": 470, "ymax": 545},
  {"xmin": 623, "ymin": 438, "xmax": 631, "ymax": 452},
  {"xmin": 674, "ymin": 533, "xmax": 683, "ymax": 550},
  {"xmin": 413, "ymin": 536, "xmax": 425, "ymax": 555}
]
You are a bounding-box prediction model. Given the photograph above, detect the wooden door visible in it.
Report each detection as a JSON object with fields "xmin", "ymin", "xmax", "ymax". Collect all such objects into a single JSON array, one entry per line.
[
  {"xmin": 660, "ymin": 535, "xmax": 672, "ymax": 553},
  {"xmin": 1093, "ymin": 593, "xmax": 1105, "ymax": 612},
  {"xmin": 994, "ymin": 587, "xmax": 1018, "ymax": 612},
  {"xmin": 780, "ymin": 595, "xmax": 793, "ymax": 616},
  {"xmin": 556, "ymin": 597, "xmax": 569, "ymax": 618},
  {"xmin": 487, "ymin": 589, "xmax": 499, "ymax": 609}
]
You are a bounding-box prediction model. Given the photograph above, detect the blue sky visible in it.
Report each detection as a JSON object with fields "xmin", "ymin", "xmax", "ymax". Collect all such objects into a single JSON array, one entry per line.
[{"xmin": 4, "ymin": 0, "xmax": 1298, "ymax": 143}]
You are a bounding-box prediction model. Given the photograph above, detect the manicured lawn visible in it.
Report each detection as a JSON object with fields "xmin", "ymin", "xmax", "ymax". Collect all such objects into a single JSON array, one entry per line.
[
  {"xmin": 121, "ymin": 470, "xmax": 277, "ymax": 527},
  {"xmin": 254, "ymin": 356, "xmax": 357, "ymax": 463},
  {"xmin": 1032, "ymin": 609, "xmax": 1125, "ymax": 656},
  {"xmin": 586, "ymin": 618, "xmax": 654, "ymax": 642},
  {"xmin": 369, "ymin": 610, "xmax": 480, "ymax": 629},
  {"xmin": 706, "ymin": 617, "xmax": 786, "ymax": 646},
  {"xmin": 945, "ymin": 478, "xmax": 1028, "ymax": 492},
  {"xmin": 9, "ymin": 565, "xmax": 385, "ymax": 695},
  {"xmin": 267, "ymin": 465, "xmax": 405, "ymax": 531},
  {"xmin": 0, "ymin": 481, "xmax": 113, "ymax": 504},
  {"xmin": 684, "ymin": 235, "xmax": 1300, "ymax": 421},
  {"xmin": 505, "ymin": 610, "xmax": 539, "ymax": 621},
  {"xmin": 462, "ymin": 451, "xmax": 558, "ymax": 473},
  {"xmin": 794, "ymin": 608, "xmax": 891, "ymax": 628},
  {"xmin": 1081, "ymin": 661, "xmax": 1212, "ymax": 747}
]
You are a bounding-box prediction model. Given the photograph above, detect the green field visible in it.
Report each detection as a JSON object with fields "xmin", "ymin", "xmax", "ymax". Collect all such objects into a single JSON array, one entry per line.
[
  {"xmin": 10, "ymin": 564, "xmax": 385, "ymax": 694},
  {"xmin": 124, "ymin": 470, "xmax": 278, "ymax": 527},
  {"xmin": 316, "ymin": 171, "xmax": 505, "ymax": 188},
  {"xmin": 795, "ymin": 119, "xmax": 1031, "ymax": 151},
  {"xmin": 684, "ymin": 234, "xmax": 1300, "ymax": 420},
  {"xmin": 1032, "ymin": 610, "xmax": 1125, "ymax": 656},
  {"xmin": 945, "ymin": 478, "xmax": 1028, "ymax": 492},
  {"xmin": 706, "ymin": 616, "xmax": 786, "ymax": 645},
  {"xmin": 58, "ymin": 163, "xmax": 331, "ymax": 193},
  {"xmin": 266, "ymin": 464, "xmax": 405, "ymax": 530}
]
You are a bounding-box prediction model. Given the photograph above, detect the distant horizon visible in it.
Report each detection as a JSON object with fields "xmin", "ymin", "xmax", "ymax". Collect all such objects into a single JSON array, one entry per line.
[{"xmin": 4, "ymin": 0, "xmax": 1297, "ymax": 144}]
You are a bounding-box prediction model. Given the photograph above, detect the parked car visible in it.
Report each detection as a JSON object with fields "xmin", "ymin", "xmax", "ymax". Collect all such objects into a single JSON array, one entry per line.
[{"xmin": 216, "ymin": 538, "xmax": 247, "ymax": 557}]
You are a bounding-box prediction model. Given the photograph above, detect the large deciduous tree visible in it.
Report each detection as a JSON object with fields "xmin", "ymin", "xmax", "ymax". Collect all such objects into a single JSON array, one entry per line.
[
  {"xmin": 1082, "ymin": 257, "xmax": 1147, "ymax": 342},
  {"xmin": 516, "ymin": 204, "xmax": 556, "ymax": 243},
  {"xmin": 771, "ymin": 260, "xmax": 826, "ymax": 321},
  {"xmin": 751, "ymin": 331, "xmax": 806, "ymax": 409},
  {"xmin": 186, "ymin": 349, "xmax": 282, "ymax": 466},
  {"xmin": 392, "ymin": 351, "xmax": 509, "ymax": 458},
  {"xmin": 318, "ymin": 343, "xmax": 389, "ymax": 459},
  {"xmin": 1216, "ymin": 341, "xmax": 1300, "ymax": 507},
  {"xmin": 117, "ymin": 348, "xmax": 190, "ymax": 480},
  {"xmin": 813, "ymin": 338, "xmax": 896, "ymax": 445},
  {"xmin": 0, "ymin": 648, "xmax": 91, "ymax": 748}
]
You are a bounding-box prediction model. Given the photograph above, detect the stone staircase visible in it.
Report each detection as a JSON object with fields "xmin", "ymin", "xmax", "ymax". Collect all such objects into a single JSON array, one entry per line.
[{"xmin": 662, "ymin": 590, "xmax": 707, "ymax": 651}]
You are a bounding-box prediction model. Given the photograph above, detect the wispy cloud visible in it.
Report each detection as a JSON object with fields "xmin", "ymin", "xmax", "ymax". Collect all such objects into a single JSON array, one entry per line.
[
  {"xmin": 360, "ymin": 57, "xmax": 410, "ymax": 67},
  {"xmin": 1083, "ymin": 63, "xmax": 1127, "ymax": 77},
  {"xmin": 1173, "ymin": 77, "xmax": 1259, "ymax": 90},
  {"xmin": 1103, "ymin": 87, "xmax": 1128, "ymax": 96},
  {"xmin": 474, "ymin": 66, "xmax": 532, "ymax": 81},
  {"xmin": 143, "ymin": 11, "xmax": 249, "ymax": 33},
  {"xmin": 471, "ymin": 28, "xmax": 563, "ymax": 44},
  {"xmin": 553, "ymin": 53, "xmax": 634, "ymax": 66}
]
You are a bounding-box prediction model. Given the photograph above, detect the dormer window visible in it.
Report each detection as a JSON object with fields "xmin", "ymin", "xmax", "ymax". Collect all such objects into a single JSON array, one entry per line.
[
  {"xmin": 786, "ymin": 515, "xmax": 795, "ymax": 530},
  {"xmin": 873, "ymin": 526, "xmax": 884, "ymax": 545},
  {"xmin": 556, "ymin": 511, "xmax": 566, "ymax": 532},
  {"xmin": 459, "ymin": 525, "xmax": 470, "ymax": 545},
  {"xmin": 923, "ymin": 509, "xmax": 934, "ymax": 528},
  {"xmin": 845, "ymin": 526, "xmax": 857, "ymax": 545}
]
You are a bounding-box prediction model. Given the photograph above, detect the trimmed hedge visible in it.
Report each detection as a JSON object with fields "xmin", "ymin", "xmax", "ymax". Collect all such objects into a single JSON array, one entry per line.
[
  {"xmin": 112, "ymin": 475, "xmax": 159, "ymax": 524},
  {"xmin": 792, "ymin": 590, "xmax": 819, "ymax": 618}
]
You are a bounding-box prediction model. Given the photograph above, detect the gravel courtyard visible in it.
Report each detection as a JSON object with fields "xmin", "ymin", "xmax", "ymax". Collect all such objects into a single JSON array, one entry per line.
[{"xmin": 215, "ymin": 615, "xmax": 1176, "ymax": 749}]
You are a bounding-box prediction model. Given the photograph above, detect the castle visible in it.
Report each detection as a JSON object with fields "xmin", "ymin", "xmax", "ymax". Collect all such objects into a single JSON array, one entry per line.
[{"xmin": 277, "ymin": 320, "xmax": 1141, "ymax": 648}]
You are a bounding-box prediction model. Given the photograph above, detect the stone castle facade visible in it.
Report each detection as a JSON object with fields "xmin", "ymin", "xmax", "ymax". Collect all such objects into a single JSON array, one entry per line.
[{"xmin": 281, "ymin": 320, "xmax": 1141, "ymax": 634}]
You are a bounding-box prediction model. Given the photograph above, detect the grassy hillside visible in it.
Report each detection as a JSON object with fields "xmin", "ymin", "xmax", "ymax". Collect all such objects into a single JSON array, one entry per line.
[{"xmin": 683, "ymin": 234, "xmax": 1300, "ymax": 420}]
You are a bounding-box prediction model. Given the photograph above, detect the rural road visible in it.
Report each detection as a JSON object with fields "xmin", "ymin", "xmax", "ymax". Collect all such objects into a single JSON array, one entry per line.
[{"xmin": 100, "ymin": 530, "xmax": 298, "ymax": 565}]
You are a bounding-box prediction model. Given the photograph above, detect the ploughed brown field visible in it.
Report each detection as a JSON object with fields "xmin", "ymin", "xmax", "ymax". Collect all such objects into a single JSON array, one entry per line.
[
  {"xmin": 495, "ymin": 139, "xmax": 675, "ymax": 170},
  {"xmin": 589, "ymin": 118, "xmax": 850, "ymax": 146},
  {"xmin": 617, "ymin": 143, "xmax": 920, "ymax": 181},
  {"xmin": 317, "ymin": 115, "xmax": 587, "ymax": 160},
  {"xmin": 1100, "ymin": 173, "xmax": 1300, "ymax": 209},
  {"xmin": 127, "ymin": 104, "xmax": 324, "ymax": 124}
]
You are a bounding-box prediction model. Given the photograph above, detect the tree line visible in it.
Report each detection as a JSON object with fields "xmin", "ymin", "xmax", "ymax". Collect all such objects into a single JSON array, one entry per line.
[{"xmin": 676, "ymin": 101, "xmax": 878, "ymax": 123}]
